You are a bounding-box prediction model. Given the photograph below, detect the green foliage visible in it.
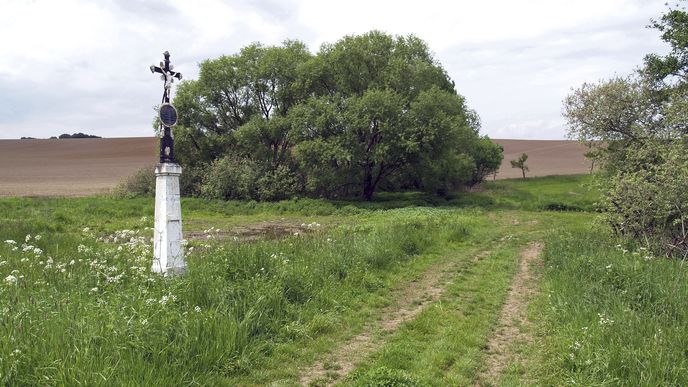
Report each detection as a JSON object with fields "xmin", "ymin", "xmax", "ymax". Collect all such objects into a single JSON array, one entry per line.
[
  {"xmin": 467, "ymin": 136, "xmax": 504, "ymax": 187},
  {"xmin": 255, "ymin": 165, "xmax": 301, "ymax": 201},
  {"xmin": 563, "ymin": 4, "xmax": 688, "ymax": 258},
  {"xmin": 113, "ymin": 165, "xmax": 156, "ymax": 197},
  {"xmin": 165, "ymin": 32, "xmax": 496, "ymax": 201},
  {"xmin": 599, "ymin": 139, "xmax": 688, "ymax": 257},
  {"xmin": 201, "ymin": 155, "xmax": 261, "ymax": 200}
]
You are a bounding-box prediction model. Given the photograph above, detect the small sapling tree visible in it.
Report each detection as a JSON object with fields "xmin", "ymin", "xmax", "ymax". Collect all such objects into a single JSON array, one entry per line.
[{"xmin": 510, "ymin": 153, "xmax": 529, "ymax": 179}]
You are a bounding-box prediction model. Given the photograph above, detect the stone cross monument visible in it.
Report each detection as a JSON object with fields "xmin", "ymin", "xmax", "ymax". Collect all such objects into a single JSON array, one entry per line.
[{"xmin": 150, "ymin": 51, "xmax": 185, "ymax": 275}]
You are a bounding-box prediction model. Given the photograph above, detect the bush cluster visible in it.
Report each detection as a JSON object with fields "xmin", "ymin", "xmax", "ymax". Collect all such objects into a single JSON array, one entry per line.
[{"xmin": 564, "ymin": 5, "xmax": 688, "ymax": 258}]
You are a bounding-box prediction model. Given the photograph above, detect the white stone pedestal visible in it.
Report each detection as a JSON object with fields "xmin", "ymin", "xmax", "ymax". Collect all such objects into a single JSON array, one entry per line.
[{"xmin": 152, "ymin": 163, "xmax": 186, "ymax": 274}]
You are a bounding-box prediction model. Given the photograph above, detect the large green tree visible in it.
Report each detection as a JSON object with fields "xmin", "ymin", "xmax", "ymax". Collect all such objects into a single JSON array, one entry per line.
[
  {"xmin": 171, "ymin": 31, "xmax": 497, "ymax": 200},
  {"xmin": 293, "ymin": 31, "xmax": 479, "ymax": 199}
]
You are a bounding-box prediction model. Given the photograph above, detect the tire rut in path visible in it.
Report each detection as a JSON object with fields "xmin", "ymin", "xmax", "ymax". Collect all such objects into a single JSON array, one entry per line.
[
  {"xmin": 474, "ymin": 241, "xmax": 543, "ymax": 386},
  {"xmin": 298, "ymin": 249, "xmax": 492, "ymax": 386}
]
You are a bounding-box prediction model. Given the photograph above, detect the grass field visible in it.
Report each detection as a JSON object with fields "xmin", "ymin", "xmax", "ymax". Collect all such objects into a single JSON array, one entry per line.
[{"xmin": 1, "ymin": 175, "xmax": 686, "ymax": 386}]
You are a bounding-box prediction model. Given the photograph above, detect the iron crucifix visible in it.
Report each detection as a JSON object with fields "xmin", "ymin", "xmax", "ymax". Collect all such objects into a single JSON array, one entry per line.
[{"xmin": 150, "ymin": 51, "xmax": 182, "ymax": 163}]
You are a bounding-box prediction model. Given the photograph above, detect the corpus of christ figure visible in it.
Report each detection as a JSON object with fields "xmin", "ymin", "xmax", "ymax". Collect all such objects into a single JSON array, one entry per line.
[{"xmin": 150, "ymin": 51, "xmax": 182, "ymax": 163}]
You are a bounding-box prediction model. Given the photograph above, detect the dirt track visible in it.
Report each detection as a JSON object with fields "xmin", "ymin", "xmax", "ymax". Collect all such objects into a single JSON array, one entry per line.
[{"xmin": 0, "ymin": 137, "xmax": 589, "ymax": 197}]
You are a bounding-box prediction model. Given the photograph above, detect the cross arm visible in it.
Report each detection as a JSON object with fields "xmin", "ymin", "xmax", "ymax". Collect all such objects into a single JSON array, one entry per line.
[{"xmin": 150, "ymin": 65, "xmax": 164, "ymax": 74}]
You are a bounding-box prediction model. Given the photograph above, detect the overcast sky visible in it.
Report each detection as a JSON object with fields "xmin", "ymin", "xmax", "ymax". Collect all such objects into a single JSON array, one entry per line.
[{"xmin": 0, "ymin": 0, "xmax": 670, "ymax": 140}]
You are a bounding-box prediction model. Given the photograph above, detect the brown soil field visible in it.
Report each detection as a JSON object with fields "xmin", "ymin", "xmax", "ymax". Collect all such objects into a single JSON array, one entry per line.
[
  {"xmin": 493, "ymin": 139, "xmax": 591, "ymax": 179},
  {"xmin": 0, "ymin": 137, "xmax": 590, "ymax": 197},
  {"xmin": 0, "ymin": 137, "xmax": 157, "ymax": 197}
]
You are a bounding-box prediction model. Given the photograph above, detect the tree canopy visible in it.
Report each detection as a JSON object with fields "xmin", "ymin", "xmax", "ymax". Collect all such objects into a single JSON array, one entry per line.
[{"xmin": 171, "ymin": 31, "xmax": 501, "ymax": 200}]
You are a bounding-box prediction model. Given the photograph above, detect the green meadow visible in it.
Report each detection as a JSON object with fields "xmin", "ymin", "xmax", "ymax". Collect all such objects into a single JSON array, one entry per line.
[{"xmin": 1, "ymin": 175, "xmax": 686, "ymax": 385}]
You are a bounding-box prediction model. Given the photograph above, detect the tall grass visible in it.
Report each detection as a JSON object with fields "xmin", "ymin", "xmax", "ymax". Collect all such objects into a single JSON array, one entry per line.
[
  {"xmin": 0, "ymin": 208, "xmax": 470, "ymax": 385},
  {"xmin": 535, "ymin": 229, "xmax": 688, "ymax": 385}
]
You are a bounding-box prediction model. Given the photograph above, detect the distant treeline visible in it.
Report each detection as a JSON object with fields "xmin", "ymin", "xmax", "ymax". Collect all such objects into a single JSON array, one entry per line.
[
  {"xmin": 20, "ymin": 133, "xmax": 101, "ymax": 139},
  {"xmin": 57, "ymin": 133, "xmax": 101, "ymax": 139}
]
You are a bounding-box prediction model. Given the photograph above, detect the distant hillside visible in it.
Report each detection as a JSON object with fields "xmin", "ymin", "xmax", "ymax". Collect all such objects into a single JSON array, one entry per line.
[
  {"xmin": 492, "ymin": 139, "xmax": 591, "ymax": 179},
  {"xmin": 0, "ymin": 137, "xmax": 589, "ymax": 197}
]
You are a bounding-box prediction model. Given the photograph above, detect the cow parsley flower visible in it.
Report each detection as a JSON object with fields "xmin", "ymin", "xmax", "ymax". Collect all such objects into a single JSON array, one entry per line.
[
  {"xmin": 4, "ymin": 240, "xmax": 16, "ymax": 245},
  {"xmin": 194, "ymin": 306, "xmax": 201, "ymax": 313},
  {"xmin": 4, "ymin": 275, "xmax": 17, "ymax": 285}
]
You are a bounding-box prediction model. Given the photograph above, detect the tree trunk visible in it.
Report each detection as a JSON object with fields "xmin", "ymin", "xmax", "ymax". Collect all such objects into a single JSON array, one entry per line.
[
  {"xmin": 521, "ymin": 168, "xmax": 526, "ymax": 179},
  {"xmin": 363, "ymin": 172, "xmax": 375, "ymax": 201}
]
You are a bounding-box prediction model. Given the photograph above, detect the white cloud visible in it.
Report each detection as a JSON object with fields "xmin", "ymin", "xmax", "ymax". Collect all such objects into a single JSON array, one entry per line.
[{"xmin": 0, "ymin": 0, "xmax": 672, "ymax": 139}]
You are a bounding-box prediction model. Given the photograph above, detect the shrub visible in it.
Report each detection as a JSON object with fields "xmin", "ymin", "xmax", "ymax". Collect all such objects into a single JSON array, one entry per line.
[
  {"xmin": 256, "ymin": 165, "xmax": 302, "ymax": 201},
  {"xmin": 200, "ymin": 155, "xmax": 260, "ymax": 200},
  {"xmin": 599, "ymin": 140, "xmax": 688, "ymax": 258},
  {"xmin": 114, "ymin": 165, "xmax": 156, "ymax": 197}
]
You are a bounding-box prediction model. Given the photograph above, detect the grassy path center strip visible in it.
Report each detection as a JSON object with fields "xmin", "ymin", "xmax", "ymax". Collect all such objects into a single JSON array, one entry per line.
[
  {"xmin": 474, "ymin": 241, "xmax": 543, "ymax": 386},
  {"xmin": 299, "ymin": 247, "xmax": 491, "ymax": 386}
]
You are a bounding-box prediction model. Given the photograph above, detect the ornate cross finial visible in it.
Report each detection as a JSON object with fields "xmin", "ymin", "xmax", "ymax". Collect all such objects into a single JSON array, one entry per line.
[{"xmin": 150, "ymin": 51, "xmax": 182, "ymax": 163}]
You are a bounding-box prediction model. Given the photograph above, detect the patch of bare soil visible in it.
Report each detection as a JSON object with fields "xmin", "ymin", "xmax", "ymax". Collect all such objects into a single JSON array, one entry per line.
[
  {"xmin": 474, "ymin": 242, "xmax": 544, "ymax": 386},
  {"xmin": 299, "ymin": 250, "xmax": 488, "ymax": 386},
  {"xmin": 186, "ymin": 220, "xmax": 323, "ymax": 242}
]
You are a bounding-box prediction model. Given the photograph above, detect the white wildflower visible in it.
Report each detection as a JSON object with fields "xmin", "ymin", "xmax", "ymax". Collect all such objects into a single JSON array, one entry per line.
[
  {"xmin": 90, "ymin": 287, "xmax": 98, "ymax": 293},
  {"xmin": 82, "ymin": 227, "xmax": 90, "ymax": 233},
  {"xmin": 0, "ymin": 261, "xmax": 6, "ymax": 266},
  {"xmin": 145, "ymin": 298, "xmax": 156, "ymax": 306},
  {"xmin": 4, "ymin": 240, "xmax": 16, "ymax": 245},
  {"xmin": 159, "ymin": 295, "xmax": 170, "ymax": 305},
  {"xmin": 25, "ymin": 234, "xmax": 31, "ymax": 242},
  {"xmin": 194, "ymin": 306, "xmax": 201, "ymax": 313},
  {"xmin": 4, "ymin": 275, "xmax": 17, "ymax": 284},
  {"xmin": 598, "ymin": 313, "xmax": 614, "ymax": 326},
  {"xmin": 69, "ymin": 260, "xmax": 75, "ymax": 265},
  {"xmin": 33, "ymin": 247, "xmax": 42, "ymax": 255},
  {"xmin": 141, "ymin": 319, "xmax": 148, "ymax": 326}
]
